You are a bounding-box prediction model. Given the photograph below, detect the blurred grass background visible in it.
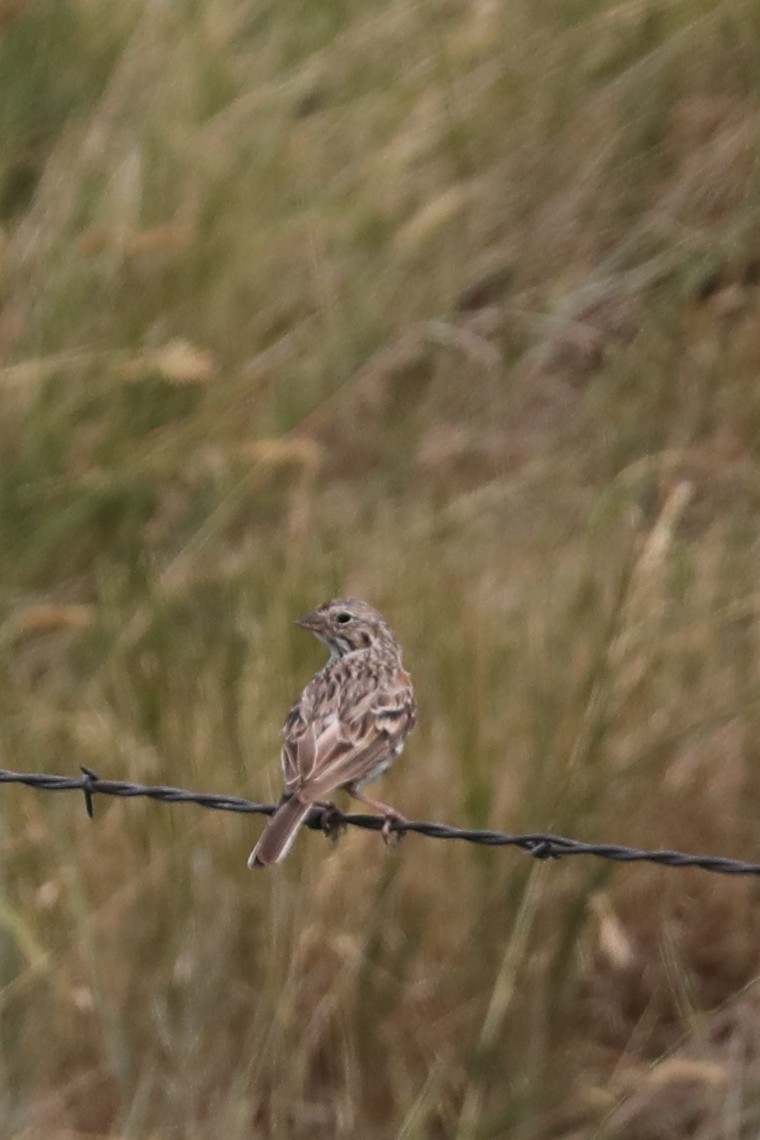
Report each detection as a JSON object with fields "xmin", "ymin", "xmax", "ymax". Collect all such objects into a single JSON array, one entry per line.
[{"xmin": 2, "ymin": 0, "xmax": 760, "ymax": 1136}]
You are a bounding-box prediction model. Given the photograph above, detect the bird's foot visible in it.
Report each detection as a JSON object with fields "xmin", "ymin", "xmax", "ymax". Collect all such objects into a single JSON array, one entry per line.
[
  {"xmin": 380, "ymin": 808, "xmax": 407, "ymax": 847},
  {"xmin": 317, "ymin": 801, "xmax": 345, "ymax": 844}
]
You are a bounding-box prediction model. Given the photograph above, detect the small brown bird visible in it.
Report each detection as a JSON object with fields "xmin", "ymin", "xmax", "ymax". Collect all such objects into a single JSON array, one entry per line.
[{"xmin": 248, "ymin": 598, "xmax": 416, "ymax": 867}]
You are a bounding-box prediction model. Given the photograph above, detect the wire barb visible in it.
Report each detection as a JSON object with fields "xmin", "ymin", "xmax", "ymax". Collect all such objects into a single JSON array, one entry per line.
[
  {"xmin": 79, "ymin": 766, "xmax": 99, "ymax": 820},
  {"xmin": 526, "ymin": 839, "xmax": 559, "ymax": 861},
  {"xmin": 0, "ymin": 766, "xmax": 759, "ymax": 878}
]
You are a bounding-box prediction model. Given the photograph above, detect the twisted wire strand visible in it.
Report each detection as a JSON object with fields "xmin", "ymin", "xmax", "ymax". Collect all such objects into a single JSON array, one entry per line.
[{"xmin": 0, "ymin": 766, "xmax": 758, "ymax": 877}]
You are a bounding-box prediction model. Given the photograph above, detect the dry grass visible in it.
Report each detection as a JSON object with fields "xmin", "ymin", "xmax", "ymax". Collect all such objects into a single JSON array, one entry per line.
[{"xmin": 2, "ymin": 0, "xmax": 760, "ymax": 1136}]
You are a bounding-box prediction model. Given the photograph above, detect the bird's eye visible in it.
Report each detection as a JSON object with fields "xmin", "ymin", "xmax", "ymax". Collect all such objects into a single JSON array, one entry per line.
[{"xmin": 336, "ymin": 612, "xmax": 352, "ymax": 624}]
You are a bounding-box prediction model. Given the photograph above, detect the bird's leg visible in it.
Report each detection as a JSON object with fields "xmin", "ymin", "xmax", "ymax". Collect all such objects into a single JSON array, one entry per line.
[{"xmin": 348, "ymin": 789, "xmax": 407, "ymax": 846}]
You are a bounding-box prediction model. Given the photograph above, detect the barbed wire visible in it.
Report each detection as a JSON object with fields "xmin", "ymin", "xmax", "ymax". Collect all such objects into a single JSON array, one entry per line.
[{"xmin": 1, "ymin": 765, "xmax": 759, "ymax": 877}]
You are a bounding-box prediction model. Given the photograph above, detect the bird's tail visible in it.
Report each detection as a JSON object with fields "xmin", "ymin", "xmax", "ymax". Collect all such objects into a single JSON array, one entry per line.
[{"xmin": 248, "ymin": 794, "xmax": 312, "ymax": 868}]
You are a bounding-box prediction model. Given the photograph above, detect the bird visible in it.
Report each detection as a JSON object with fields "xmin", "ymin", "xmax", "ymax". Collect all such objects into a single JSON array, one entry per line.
[{"xmin": 248, "ymin": 598, "xmax": 416, "ymax": 868}]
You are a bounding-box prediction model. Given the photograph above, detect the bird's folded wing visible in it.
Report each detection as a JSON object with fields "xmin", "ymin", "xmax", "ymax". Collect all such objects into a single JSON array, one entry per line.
[
  {"xmin": 281, "ymin": 721, "xmax": 315, "ymax": 790},
  {"xmin": 305, "ymin": 733, "xmax": 392, "ymax": 802},
  {"xmin": 283, "ymin": 687, "xmax": 414, "ymax": 801}
]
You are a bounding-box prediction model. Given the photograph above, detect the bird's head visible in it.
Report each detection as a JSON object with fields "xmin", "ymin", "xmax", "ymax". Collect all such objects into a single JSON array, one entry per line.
[{"xmin": 295, "ymin": 598, "xmax": 400, "ymax": 660}]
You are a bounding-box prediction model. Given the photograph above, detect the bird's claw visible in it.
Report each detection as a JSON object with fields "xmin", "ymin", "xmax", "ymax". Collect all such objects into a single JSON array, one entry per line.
[
  {"xmin": 318, "ymin": 802, "xmax": 345, "ymax": 844},
  {"xmin": 381, "ymin": 811, "xmax": 407, "ymax": 847}
]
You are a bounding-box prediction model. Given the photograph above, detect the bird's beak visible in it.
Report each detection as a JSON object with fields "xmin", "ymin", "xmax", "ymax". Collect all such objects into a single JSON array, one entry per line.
[{"xmin": 295, "ymin": 610, "xmax": 321, "ymax": 632}]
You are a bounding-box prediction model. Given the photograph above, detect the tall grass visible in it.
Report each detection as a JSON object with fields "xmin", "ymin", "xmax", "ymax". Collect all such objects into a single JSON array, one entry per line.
[{"xmin": 2, "ymin": 0, "xmax": 760, "ymax": 1136}]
